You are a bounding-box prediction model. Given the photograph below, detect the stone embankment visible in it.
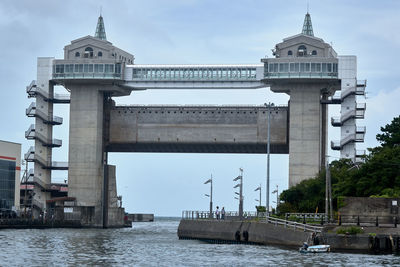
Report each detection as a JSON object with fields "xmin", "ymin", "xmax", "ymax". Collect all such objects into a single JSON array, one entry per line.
[{"xmin": 178, "ymin": 219, "xmax": 400, "ymax": 253}]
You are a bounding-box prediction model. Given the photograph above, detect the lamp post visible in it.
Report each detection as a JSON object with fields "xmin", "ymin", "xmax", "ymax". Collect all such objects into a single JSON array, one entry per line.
[
  {"xmin": 204, "ymin": 175, "xmax": 213, "ymax": 218},
  {"xmin": 233, "ymin": 168, "xmax": 244, "ymax": 219},
  {"xmin": 254, "ymin": 184, "xmax": 261, "ymax": 207},
  {"xmin": 264, "ymin": 102, "xmax": 274, "ymax": 216},
  {"xmin": 272, "ymin": 185, "xmax": 279, "ymax": 214}
]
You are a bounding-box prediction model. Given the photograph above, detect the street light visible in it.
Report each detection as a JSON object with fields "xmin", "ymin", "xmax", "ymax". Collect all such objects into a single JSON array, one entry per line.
[
  {"xmin": 204, "ymin": 175, "xmax": 213, "ymax": 218},
  {"xmin": 254, "ymin": 184, "xmax": 261, "ymax": 207},
  {"xmin": 233, "ymin": 168, "xmax": 244, "ymax": 219},
  {"xmin": 264, "ymin": 102, "xmax": 274, "ymax": 216},
  {"xmin": 272, "ymin": 184, "xmax": 279, "ymax": 214}
]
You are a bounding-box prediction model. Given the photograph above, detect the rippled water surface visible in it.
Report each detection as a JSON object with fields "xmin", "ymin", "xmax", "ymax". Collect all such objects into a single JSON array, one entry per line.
[{"xmin": 1, "ymin": 217, "xmax": 400, "ymax": 266}]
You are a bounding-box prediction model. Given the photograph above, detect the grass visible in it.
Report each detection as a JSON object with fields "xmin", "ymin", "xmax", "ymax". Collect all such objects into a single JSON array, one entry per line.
[{"xmin": 336, "ymin": 226, "xmax": 364, "ymax": 235}]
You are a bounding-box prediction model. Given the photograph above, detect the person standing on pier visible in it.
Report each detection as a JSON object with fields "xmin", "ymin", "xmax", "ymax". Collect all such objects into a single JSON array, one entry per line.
[
  {"xmin": 221, "ymin": 207, "xmax": 225, "ymax": 220},
  {"xmin": 215, "ymin": 206, "xmax": 220, "ymax": 219}
]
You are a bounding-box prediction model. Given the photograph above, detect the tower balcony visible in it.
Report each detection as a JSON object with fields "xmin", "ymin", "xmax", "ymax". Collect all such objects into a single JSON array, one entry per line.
[
  {"xmin": 26, "ymin": 103, "xmax": 63, "ymax": 125},
  {"xmin": 357, "ymin": 80, "xmax": 367, "ymax": 88},
  {"xmin": 26, "ymin": 80, "xmax": 70, "ymax": 104},
  {"xmin": 25, "ymin": 124, "xmax": 62, "ymax": 147},
  {"xmin": 24, "ymin": 147, "xmax": 68, "ymax": 170},
  {"xmin": 341, "ymin": 85, "xmax": 366, "ymax": 99}
]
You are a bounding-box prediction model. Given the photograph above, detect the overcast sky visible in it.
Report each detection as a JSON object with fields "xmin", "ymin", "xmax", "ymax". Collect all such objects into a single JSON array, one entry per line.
[{"xmin": 0, "ymin": 0, "xmax": 399, "ymax": 216}]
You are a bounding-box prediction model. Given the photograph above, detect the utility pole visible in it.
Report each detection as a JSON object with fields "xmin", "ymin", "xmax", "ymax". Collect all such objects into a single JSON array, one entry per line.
[{"xmin": 204, "ymin": 175, "xmax": 213, "ymax": 218}]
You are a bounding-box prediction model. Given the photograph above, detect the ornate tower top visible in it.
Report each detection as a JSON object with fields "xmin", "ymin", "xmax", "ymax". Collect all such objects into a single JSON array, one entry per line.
[
  {"xmin": 301, "ymin": 12, "xmax": 314, "ymax": 36},
  {"xmin": 95, "ymin": 15, "xmax": 107, "ymax": 40}
]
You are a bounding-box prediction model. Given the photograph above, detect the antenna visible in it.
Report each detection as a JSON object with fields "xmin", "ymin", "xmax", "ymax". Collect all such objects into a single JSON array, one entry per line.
[
  {"xmin": 307, "ymin": 2, "xmax": 309, "ymax": 13},
  {"xmin": 100, "ymin": 6, "xmax": 102, "ymax": 16}
]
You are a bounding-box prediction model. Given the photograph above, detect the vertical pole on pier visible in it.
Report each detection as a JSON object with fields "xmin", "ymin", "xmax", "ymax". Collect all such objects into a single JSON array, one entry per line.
[
  {"xmin": 210, "ymin": 174, "xmax": 213, "ymax": 219},
  {"xmin": 239, "ymin": 168, "xmax": 244, "ymax": 220},
  {"xmin": 265, "ymin": 102, "xmax": 271, "ymax": 218},
  {"xmin": 325, "ymin": 156, "xmax": 329, "ymax": 222}
]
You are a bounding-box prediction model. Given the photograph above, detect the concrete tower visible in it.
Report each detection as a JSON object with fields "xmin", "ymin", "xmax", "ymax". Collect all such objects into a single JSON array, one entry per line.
[{"xmin": 262, "ymin": 13, "xmax": 340, "ymax": 186}]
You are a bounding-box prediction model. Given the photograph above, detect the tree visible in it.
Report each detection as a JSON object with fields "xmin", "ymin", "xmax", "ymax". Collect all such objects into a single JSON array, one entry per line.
[
  {"xmin": 376, "ymin": 116, "xmax": 400, "ymax": 148},
  {"xmin": 278, "ymin": 115, "xmax": 400, "ymax": 213}
]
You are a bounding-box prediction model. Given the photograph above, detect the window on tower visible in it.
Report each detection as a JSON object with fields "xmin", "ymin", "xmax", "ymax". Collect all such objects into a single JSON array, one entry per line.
[
  {"xmin": 297, "ymin": 45, "xmax": 307, "ymax": 56},
  {"xmin": 84, "ymin": 47, "xmax": 94, "ymax": 58}
]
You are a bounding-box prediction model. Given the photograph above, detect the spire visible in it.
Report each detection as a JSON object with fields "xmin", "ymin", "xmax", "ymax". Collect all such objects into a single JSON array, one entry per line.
[
  {"xmin": 95, "ymin": 14, "xmax": 107, "ymax": 40},
  {"xmin": 301, "ymin": 12, "xmax": 314, "ymax": 36}
]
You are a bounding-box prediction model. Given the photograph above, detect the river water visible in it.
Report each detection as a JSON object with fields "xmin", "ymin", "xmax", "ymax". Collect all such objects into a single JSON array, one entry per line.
[{"xmin": 0, "ymin": 217, "xmax": 399, "ymax": 266}]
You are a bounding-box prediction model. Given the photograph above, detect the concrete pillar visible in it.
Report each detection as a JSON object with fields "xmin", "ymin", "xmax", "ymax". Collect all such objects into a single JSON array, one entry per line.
[
  {"xmin": 288, "ymin": 84, "xmax": 325, "ymax": 186},
  {"xmin": 67, "ymin": 85, "xmax": 105, "ymax": 226}
]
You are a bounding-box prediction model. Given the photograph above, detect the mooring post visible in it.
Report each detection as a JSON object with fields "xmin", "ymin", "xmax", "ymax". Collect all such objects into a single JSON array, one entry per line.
[
  {"xmin": 357, "ymin": 216, "xmax": 360, "ymax": 226},
  {"xmin": 376, "ymin": 216, "xmax": 379, "ymax": 227}
]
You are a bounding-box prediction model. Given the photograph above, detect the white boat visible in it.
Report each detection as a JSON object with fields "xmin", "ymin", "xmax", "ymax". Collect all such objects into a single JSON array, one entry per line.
[{"xmin": 299, "ymin": 244, "xmax": 330, "ymax": 253}]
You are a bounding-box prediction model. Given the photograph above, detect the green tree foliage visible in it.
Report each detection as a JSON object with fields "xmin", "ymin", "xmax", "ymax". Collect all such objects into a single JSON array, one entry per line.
[
  {"xmin": 278, "ymin": 115, "xmax": 400, "ymax": 213},
  {"xmin": 376, "ymin": 116, "xmax": 400, "ymax": 148}
]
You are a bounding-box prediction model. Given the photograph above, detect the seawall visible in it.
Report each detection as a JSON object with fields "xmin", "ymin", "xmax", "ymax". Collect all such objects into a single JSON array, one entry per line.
[
  {"xmin": 178, "ymin": 219, "xmax": 309, "ymax": 247},
  {"xmin": 178, "ymin": 220, "xmax": 400, "ymax": 253}
]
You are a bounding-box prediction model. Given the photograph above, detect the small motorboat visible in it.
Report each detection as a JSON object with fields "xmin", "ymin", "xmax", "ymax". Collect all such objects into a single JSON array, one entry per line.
[{"xmin": 299, "ymin": 244, "xmax": 330, "ymax": 253}]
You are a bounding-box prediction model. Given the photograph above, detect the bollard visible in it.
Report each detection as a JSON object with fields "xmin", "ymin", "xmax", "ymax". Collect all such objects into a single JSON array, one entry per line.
[
  {"xmin": 376, "ymin": 216, "xmax": 379, "ymax": 227},
  {"xmin": 321, "ymin": 215, "xmax": 324, "ymax": 226},
  {"xmin": 357, "ymin": 216, "xmax": 360, "ymax": 226},
  {"xmin": 395, "ymin": 217, "xmax": 398, "ymax": 228},
  {"xmin": 303, "ymin": 214, "xmax": 306, "ymax": 224}
]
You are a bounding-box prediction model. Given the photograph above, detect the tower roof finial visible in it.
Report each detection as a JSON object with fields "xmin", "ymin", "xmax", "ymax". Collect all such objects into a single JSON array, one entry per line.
[
  {"xmin": 301, "ymin": 12, "xmax": 314, "ymax": 36},
  {"xmin": 95, "ymin": 13, "xmax": 107, "ymax": 40}
]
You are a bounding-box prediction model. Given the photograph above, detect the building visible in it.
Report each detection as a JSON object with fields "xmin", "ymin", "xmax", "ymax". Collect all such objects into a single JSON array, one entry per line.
[{"xmin": 0, "ymin": 140, "xmax": 21, "ymax": 211}]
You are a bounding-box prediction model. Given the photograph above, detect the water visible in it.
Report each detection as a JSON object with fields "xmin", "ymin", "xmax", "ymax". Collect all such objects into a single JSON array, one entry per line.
[{"xmin": 0, "ymin": 217, "xmax": 399, "ymax": 266}]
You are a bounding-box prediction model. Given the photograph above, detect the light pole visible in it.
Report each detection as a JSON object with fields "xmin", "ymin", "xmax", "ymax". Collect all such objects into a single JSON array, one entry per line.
[
  {"xmin": 264, "ymin": 102, "xmax": 274, "ymax": 216},
  {"xmin": 204, "ymin": 175, "xmax": 213, "ymax": 218},
  {"xmin": 233, "ymin": 168, "xmax": 244, "ymax": 219},
  {"xmin": 272, "ymin": 185, "xmax": 279, "ymax": 214},
  {"xmin": 254, "ymin": 184, "xmax": 261, "ymax": 207}
]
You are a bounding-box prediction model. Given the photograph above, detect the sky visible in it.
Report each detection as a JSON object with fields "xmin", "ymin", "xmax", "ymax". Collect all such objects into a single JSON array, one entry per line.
[{"xmin": 0, "ymin": 0, "xmax": 399, "ymax": 216}]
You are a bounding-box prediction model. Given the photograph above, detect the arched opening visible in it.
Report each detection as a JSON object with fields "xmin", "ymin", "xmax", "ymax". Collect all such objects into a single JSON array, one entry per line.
[
  {"xmin": 75, "ymin": 52, "xmax": 80, "ymax": 57},
  {"xmin": 312, "ymin": 50, "xmax": 317, "ymax": 56},
  {"xmin": 288, "ymin": 50, "xmax": 293, "ymax": 56},
  {"xmin": 84, "ymin": 47, "xmax": 94, "ymax": 58},
  {"xmin": 297, "ymin": 45, "xmax": 307, "ymax": 57},
  {"xmin": 98, "ymin": 51, "xmax": 103, "ymax": 57}
]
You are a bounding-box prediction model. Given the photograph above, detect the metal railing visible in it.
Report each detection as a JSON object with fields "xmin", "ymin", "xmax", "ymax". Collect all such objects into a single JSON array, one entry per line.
[
  {"xmin": 181, "ymin": 211, "xmax": 324, "ymax": 233},
  {"xmin": 52, "ymin": 73, "xmax": 122, "ymax": 80},
  {"xmin": 264, "ymin": 72, "xmax": 338, "ymax": 79},
  {"xmin": 338, "ymin": 215, "xmax": 399, "ymax": 227},
  {"xmin": 26, "ymin": 108, "xmax": 63, "ymax": 125}
]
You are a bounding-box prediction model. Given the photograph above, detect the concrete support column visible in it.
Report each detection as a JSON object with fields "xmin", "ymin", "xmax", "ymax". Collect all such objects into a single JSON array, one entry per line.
[
  {"xmin": 68, "ymin": 85, "xmax": 105, "ymax": 226},
  {"xmin": 288, "ymin": 85, "xmax": 325, "ymax": 186}
]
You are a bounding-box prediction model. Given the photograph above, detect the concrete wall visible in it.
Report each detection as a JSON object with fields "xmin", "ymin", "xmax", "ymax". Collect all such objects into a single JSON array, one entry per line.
[
  {"xmin": 178, "ymin": 220, "xmax": 309, "ymax": 247},
  {"xmin": 339, "ymin": 197, "xmax": 400, "ymax": 219},
  {"xmin": 108, "ymin": 105, "xmax": 288, "ymax": 154}
]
